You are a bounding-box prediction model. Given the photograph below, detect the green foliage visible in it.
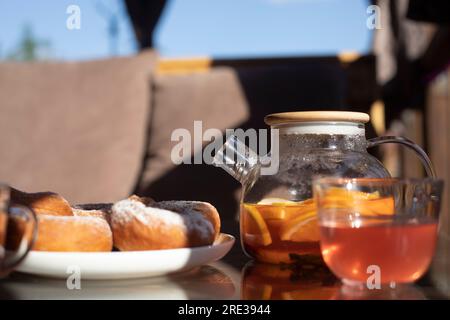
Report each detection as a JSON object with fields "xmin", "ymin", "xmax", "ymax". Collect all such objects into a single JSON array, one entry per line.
[{"xmin": 6, "ymin": 24, "xmax": 51, "ymax": 61}]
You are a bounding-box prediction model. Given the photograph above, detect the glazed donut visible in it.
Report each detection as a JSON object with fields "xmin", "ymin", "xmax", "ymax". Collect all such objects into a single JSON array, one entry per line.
[
  {"xmin": 10, "ymin": 188, "xmax": 72, "ymax": 216},
  {"xmin": 111, "ymin": 198, "xmax": 220, "ymax": 251},
  {"xmin": 33, "ymin": 215, "xmax": 113, "ymax": 252}
]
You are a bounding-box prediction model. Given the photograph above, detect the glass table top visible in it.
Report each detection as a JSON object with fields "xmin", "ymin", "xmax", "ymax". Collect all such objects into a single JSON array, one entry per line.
[{"xmin": 1, "ymin": 234, "xmax": 448, "ymax": 300}]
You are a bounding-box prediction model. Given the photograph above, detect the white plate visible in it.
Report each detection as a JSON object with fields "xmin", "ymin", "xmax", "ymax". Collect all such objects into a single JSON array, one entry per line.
[{"xmin": 16, "ymin": 233, "xmax": 235, "ymax": 280}]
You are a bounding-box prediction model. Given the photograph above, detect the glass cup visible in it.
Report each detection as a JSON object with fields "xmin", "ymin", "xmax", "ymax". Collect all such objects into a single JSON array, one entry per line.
[
  {"xmin": 0, "ymin": 184, "xmax": 37, "ymax": 277},
  {"xmin": 312, "ymin": 177, "xmax": 442, "ymax": 286}
]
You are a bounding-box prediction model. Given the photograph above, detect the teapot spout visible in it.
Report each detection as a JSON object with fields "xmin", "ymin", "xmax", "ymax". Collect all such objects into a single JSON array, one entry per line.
[{"xmin": 212, "ymin": 135, "xmax": 260, "ymax": 186}]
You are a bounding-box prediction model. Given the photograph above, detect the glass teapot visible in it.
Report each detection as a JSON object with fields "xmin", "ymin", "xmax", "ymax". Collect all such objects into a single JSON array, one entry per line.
[{"xmin": 213, "ymin": 111, "xmax": 435, "ymax": 264}]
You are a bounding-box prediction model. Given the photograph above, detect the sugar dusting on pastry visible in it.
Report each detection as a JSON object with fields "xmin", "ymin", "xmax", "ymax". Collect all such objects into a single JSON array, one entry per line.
[
  {"xmin": 112, "ymin": 199, "xmax": 187, "ymax": 229},
  {"xmin": 34, "ymin": 215, "xmax": 113, "ymax": 252},
  {"xmin": 11, "ymin": 187, "xmax": 221, "ymax": 252},
  {"xmin": 37, "ymin": 215, "xmax": 112, "ymax": 236},
  {"xmin": 111, "ymin": 198, "xmax": 214, "ymax": 241}
]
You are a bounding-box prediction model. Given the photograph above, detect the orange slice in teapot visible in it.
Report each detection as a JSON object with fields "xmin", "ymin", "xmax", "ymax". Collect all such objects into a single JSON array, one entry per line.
[
  {"xmin": 256, "ymin": 198, "xmax": 297, "ymax": 220},
  {"xmin": 280, "ymin": 209, "xmax": 320, "ymax": 242},
  {"xmin": 243, "ymin": 204, "xmax": 272, "ymax": 246},
  {"xmin": 256, "ymin": 198, "xmax": 315, "ymax": 220}
]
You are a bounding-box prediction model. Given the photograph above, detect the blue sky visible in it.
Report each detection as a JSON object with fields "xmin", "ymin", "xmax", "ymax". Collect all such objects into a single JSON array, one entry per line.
[{"xmin": 0, "ymin": 0, "xmax": 372, "ymax": 60}]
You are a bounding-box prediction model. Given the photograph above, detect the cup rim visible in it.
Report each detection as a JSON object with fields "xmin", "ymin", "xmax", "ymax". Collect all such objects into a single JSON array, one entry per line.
[{"xmin": 312, "ymin": 176, "xmax": 444, "ymax": 186}]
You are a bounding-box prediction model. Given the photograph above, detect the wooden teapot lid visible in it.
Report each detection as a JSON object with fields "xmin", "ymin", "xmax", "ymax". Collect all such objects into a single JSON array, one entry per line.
[{"xmin": 264, "ymin": 111, "xmax": 370, "ymax": 126}]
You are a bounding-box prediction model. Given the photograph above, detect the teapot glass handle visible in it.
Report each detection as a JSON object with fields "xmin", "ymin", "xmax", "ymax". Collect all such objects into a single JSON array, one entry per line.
[{"xmin": 367, "ymin": 136, "xmax": 436, "ymax": 178}]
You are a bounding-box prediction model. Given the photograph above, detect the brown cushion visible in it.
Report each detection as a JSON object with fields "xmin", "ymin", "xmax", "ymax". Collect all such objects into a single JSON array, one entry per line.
[{"xmin": 0, "ymin": 50, "xmax": 155, "ymax": 204}]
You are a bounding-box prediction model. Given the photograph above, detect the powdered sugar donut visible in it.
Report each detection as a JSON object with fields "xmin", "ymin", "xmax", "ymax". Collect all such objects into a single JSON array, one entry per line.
[
  {"xmin": 33, "ymin": 215, "xmax": 113, "ymax": 252},
  {"xmin": 111, "ymin": 198, "xmax": 220, "ymax": 251}
]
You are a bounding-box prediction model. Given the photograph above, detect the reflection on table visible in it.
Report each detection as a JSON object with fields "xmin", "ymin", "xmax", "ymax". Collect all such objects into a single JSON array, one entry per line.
[
  {"xmin": 240, "ymin": 260, "xmax": 447, "ymax": 300},
  {"xmin": 241, "ymin": 257, "xmax": 339, "ymax": 300},
  {"xmin": 1, "ymin": 246, "xmax": 449, "ymax": 300},
  {"xmin": 0, "ymin": 262, "xmax": 240, "ymax": 300}
]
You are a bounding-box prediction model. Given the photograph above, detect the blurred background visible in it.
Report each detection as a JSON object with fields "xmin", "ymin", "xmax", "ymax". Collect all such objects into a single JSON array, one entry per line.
[
  {"xmin": 0, "ymin": 1, "xmax": 449, "ymax": 276},
  {"xmin": 0, "ymin": 0, "xmax": 371, "ymax": 60}
]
